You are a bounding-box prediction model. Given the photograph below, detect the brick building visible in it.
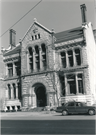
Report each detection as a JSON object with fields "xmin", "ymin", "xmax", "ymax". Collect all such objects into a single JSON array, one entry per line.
[{"xmin": 1, "ymin": 4, "xmax": 96, "ymax": 111}]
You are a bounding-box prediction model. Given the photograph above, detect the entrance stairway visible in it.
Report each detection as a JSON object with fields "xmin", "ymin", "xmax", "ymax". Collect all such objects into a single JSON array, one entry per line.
[{"xmin": 28, "ymin": 107, "xmax": 45, "ymax": 112}]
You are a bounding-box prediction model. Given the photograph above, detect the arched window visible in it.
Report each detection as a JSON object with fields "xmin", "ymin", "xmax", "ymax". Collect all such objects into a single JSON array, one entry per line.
[
  {"xmin": 8, "ymin": 84, "xmax": 11, "ymax": 99},
  {"xmin": 60, "ymin": 52, "xmax": 66, "ymax": 68},
  {"xmin": 13, "ymin": 83, "xmax": 16, "ymax": 99},
  {"xmin": 35, "ymin": 46, "xmax": 40, "ymax": 71},
  {"xmin": 75, "ymin": 48, "xmax": 81, "ymax": 65},
  {"xmin": 28, "ymin": 47, "xmax": 33, "ymax": 72},
  {"xmin": 41, "ymin": 44, "xmax": 46, "ymax": 70}
]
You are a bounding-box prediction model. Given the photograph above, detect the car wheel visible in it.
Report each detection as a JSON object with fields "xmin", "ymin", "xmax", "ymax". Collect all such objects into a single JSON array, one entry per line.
[
  {"xmin": 62, "ymin": 110, "xmax": 68, "ymax": 116},
  {"xmin": 88, "ymin": 109, "xmax": 95, "ymax": 115}
]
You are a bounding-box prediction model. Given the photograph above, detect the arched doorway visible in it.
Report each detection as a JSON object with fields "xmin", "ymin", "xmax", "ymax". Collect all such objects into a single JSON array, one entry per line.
[{"xmin": 36, "ymin": 86, "xmax": 47, "ymax": 107}]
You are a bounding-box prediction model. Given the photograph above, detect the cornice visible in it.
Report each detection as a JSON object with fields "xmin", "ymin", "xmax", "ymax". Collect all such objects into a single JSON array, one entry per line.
[{"xmin": 55, "ymin": 37, "xmax": 85, "ymax": 49}]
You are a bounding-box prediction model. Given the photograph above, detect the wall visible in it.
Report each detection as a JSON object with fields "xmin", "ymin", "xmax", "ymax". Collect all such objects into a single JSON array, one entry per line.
[{"xmin": 83, "ymin": 22, "xmax": 96, "ymax": 103}]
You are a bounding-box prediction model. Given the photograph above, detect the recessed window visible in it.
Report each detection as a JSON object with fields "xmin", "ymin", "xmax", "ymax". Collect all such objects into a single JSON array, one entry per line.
[
  {"xmin": 60, "ymin": 73, "xmax": 84, "ymax": 96},
  {"xmin": 68, "ymin": 50, "xmax": 73, "ymax": 67},
  {"xmin": 77, "ymin": 74, "xmax": 83, "ymax": 93},
  {"xmin": 13, "ymin": 83, "xmax": 16, "ymax": 99},
  {"xmin": 41, "ymin": 44, "xmax": 46, "ymax": 70},
  {"xmin": 15, "ymin": 62, "xmax": 20, "ymax": 76},
  {"xmin": 32, "ymin": 36, "xmax": 34, "ymax": 40},
  {"xmin": 67, "ymin": 75, "xmax": 76, "ymax": 94},
  {"xmin": 8, "ymin": 63, "xmax": 13, "ymax": 77},
  {"xmin": 60, "ymin": 52, "xmax": 66, "ymax": 68},
  {"xmin": 28, "ymin": 47, "xmax": 33, "ymax": 72},
  {"xmin": 35, "ymin": 35, "xmax": 37, "ymax": 40},
  {"xmin": 8, "ymin": 84, "xmax": 11, "ymax": 99},
  {"xmin": 18, "ymin": 83, "xmax": 21, "ymax": 99},
  {"xmin": 75, "ymin": 49, "xmax": 81, "ymax": 65},
  {"xmin": 35, "ymin": 46, "xmax": 40, "ymax": 71},
  {"xmin": 38, "ymin": 34, "xmax": 40, "ymax": 39}
]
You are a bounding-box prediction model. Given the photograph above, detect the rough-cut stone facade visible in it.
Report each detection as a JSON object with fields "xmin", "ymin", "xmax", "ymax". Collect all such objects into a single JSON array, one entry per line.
[{"xmin": 1, "ymin": 5, "xmax": 96, "ymax": 111}]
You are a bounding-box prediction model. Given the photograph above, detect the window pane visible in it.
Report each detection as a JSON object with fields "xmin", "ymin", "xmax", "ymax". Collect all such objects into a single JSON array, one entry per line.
[
  {"xmin": 61, "ymin": 52, "xmax": 66, "ymax": 68},
  {"xmin": 78, "ymin": 80, "xmax": 83, "ymax": 93},
  {"xmin": 68, "ymin": 50, "xmax": 73, "ymax": 67},
  {"xmin": 41, "ymin": 44, "xmax": 46, "ymax": 52},
  {"xmin": 28, "ymin": 47, "xmax": 33, "ymax": 56},
  {"xmin": 8, "ymin": 85, "xmax": 11, "ymax": 99},
  {"xmin": 35, "ymin": 46, "xmax": 39, "ymax": 54},
  {"xmin": 75, "ymin": 49, "xmax": 81, "ymax": 65},
  {"xmin": 13, "ymin": 84, "xmax": 16, "ymax": 99}
]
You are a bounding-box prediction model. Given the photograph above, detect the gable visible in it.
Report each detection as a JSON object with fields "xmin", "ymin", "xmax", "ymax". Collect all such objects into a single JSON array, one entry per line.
[{"xmin": 22, "ymin": 20, "xmax": 53, "ymax": 43}]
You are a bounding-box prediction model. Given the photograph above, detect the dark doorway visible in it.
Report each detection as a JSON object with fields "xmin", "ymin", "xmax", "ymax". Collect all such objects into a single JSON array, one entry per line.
[{"xmin": 36, "ymin": 86, "xmax": 47, "ymax": 107}]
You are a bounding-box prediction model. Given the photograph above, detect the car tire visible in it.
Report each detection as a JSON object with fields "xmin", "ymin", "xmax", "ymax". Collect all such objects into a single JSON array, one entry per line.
[
  {"xmin": 62, "ymin": 110, "xmax": 68, "ymax": 116},
  {"xmin": 88, "ymin": 109, "xmax": 95, "ymax": 115}
]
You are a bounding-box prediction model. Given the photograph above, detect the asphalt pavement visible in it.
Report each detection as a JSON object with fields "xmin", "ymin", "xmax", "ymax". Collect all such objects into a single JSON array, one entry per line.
[{"xmin": 1, "ymin": 111, "xmax": 96, "ymax": 134}]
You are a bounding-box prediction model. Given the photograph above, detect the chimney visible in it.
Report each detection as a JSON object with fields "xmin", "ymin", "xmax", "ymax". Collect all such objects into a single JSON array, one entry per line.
[
  {"xmin": 9, "ymin": 29, "xmax": 16, "ymax": 48},
  {"xmin": 80, "ymin": 4, "xmax": 87, "ymax": 24}
]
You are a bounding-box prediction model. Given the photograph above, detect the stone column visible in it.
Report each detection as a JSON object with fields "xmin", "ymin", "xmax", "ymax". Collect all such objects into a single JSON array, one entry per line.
[
  {"xmin": 73, "ymin": 49, "xmax": 76, "ymax": 66},
  {"xmin": 28, "ymin": 86, "xmax": 32, "ymax": 106},
  {"xmin": 16, "ymin": 84, "xmax": 18, "ymax": 99},
  {"xmin": 65, "ymin": 51, "xmax": 69, "ymax": 68},
  {"xmin": 39, "ymin": 46, "xmax": 42, "ymax": 71},
  {"xmin": 32, "ymin": 48, "xmax": 36, "ymax": 72},
  {"xmin": 15, "ymin": 106, "xmax": 17, "ymax": 111},
  {"xmin": 32, "ymin": 87, "xmax": 36, "ymax": 107},
  {"xmin": 10, "ymin": 84, "xmax": 13, "ymax": 99},
  {"xmin": 75, "ymin": 73, "xmax": 79, "ymax": 94},
  {"xmin": 64, "ymin": 74, "xmax": 68, "ymax": 95},
  {"xmin": 26, "ymin": 50, "xmax": 30, "ymax": 73},
  {"xmin": 10, "ymin": 106, "xmax": 12, "ymax": 111},
  {"xmin": 13, "ymin": 62, "xmax": 16, "ymax": 76},
  {"xmin": 46, "ymin": 92, "xmax": 50, "ymax": 106},
  {"xmin": 5, "ymin": 64, "xmax": 8, "ymax": 76},
  {"xmin": 28, "ymin": 96, "xmax": 32, "ymax": 106}
]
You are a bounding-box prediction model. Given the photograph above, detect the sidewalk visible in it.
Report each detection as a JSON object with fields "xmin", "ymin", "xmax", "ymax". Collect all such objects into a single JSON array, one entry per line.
[{"xmin": 1, "ymin": 110, "xmax": 57, "ymax": 118}]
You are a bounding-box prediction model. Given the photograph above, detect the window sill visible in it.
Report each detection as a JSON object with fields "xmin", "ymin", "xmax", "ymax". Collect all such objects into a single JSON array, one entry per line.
[
  {"xmin": 60, "ymin": 64, "xmax": 88, "ymax": 72},
  {"xmin": 66, "ymin": 93, "xmax": 84, "ymax": 96},
  {"xmin": 4, "ymin": 75, "xmax": 20, "ymax": 80},
  {"xmin": 6, "ymin": 98, "xmax": 19, "ymax": 101}
]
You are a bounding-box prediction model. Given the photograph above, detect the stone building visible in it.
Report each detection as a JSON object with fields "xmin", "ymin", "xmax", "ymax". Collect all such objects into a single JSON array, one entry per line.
[{"xmin": 1, "ymin": 4, "xmax": 96, "ymax": 111}]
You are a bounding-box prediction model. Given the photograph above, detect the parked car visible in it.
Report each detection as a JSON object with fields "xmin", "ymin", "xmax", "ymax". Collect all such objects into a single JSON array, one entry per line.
[{"xmin": 55, "ymin": 101, "xmax": 96, "ymax": 115}]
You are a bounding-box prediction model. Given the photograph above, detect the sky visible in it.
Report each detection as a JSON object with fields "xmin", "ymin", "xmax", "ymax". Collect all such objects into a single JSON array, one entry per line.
[{"xmin": 0, "ymin": 0, "xmax": 96, "ymax": 50}]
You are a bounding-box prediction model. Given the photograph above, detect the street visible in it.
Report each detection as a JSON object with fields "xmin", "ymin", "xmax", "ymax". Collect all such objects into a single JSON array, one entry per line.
[{"xmin": 1, "ymin": 111, "xmax": 96, "ymax": 134}]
